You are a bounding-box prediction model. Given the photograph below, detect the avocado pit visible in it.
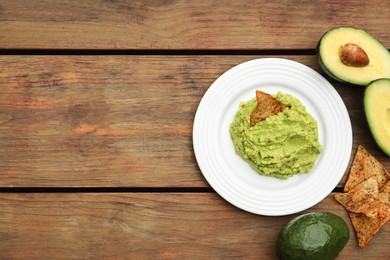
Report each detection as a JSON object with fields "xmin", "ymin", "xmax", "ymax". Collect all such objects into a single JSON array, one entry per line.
[{"xmin": 339, "ymin": 43, "xmax": 369, "ymax": 67}]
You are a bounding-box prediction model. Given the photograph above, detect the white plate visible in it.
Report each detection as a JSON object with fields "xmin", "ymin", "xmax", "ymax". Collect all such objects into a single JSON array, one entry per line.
[{"xmin": 193, "ymin": 58, "xmax": 352, "ymax": 216}]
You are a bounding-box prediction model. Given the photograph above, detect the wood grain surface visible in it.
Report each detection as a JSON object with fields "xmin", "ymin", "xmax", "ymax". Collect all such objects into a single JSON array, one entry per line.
[
  {"xmin": 1, "ymin": 55, "xmax": 388, "ymax": 188},
  {"xmin": 1, "ymin": 0, "xmax": 390, "ymax": 50},
  {"xmin": 0, "ymin": 193, "xmax": 389, "ymax": 259},
  {"xmin": 1, "ymin": 1, "xmax": 389, "ymax": 259}
]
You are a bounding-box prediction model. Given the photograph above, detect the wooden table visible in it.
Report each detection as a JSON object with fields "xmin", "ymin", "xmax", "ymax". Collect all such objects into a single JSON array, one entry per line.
[{"xmin": 1, "ymin": 1, "xmax": 389, "ymax": 259}]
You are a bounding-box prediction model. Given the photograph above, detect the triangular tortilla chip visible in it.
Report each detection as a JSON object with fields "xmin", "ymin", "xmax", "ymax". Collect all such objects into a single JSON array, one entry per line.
[
  {"xmin": 349, "ymin": 204, "xmax": 389, "ymax": 248},
  {"xmin": 335, "ymin": 177, "xmax": 382, "ymax": 218},
  {"xmin": 379, "ymin": 180, "xmax": 390, "ymax": 205},
  {"xmin": 337, "ymin": 146, "xmax": 390, "ymax": 248},
  {"xmin": 249, "ymin": 91, "xmax": 287, "ymax": 127},
  {"xmin": 344, "ymin": 145, "xmax": 390, "ymax": 192},
  {"xmin": 378, "ymin": 180, "xmax": 390, "ymax": 217}
]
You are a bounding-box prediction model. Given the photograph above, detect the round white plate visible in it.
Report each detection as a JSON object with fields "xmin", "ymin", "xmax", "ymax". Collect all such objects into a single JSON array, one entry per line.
[{"xmin": 193, "ymin": 58, "xmax": 352, "ymax": 216}]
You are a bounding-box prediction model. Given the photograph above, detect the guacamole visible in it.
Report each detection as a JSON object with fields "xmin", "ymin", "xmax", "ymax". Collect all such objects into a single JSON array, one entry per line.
[{"xmin": 230, "ymin": 92, "xmax": 322, "ymax": 179}]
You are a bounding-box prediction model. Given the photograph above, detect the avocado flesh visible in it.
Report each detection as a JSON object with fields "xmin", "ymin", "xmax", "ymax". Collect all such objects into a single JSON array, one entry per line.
[
  {"xmin": 318, "ymin": 27, "xmax": 390, "ymax": 86},
  {"xmin": 364, "ymin": 78, "xmax": 390, "ymax": 156}
]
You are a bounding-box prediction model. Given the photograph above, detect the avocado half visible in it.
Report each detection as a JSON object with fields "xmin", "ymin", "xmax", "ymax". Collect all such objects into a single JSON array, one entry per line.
[
  {"xmin": 317, "ymin": 27, "xmax": 390, "ymax": 86},
  {"xmin": 364, "ymin": 78, "xmax": 390, "ymax": 156}
]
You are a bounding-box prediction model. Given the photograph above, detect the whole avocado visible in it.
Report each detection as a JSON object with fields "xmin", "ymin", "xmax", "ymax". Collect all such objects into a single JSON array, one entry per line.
[{"xmin": 276, "ymin": 212, "xmax": 349, "ymax": 260}]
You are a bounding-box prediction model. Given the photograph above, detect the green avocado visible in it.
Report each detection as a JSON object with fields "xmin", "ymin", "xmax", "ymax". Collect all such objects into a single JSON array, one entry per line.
[
  {"xmin": 317, "ymin": 27, "xmax": 390, "ymax": 86},
  {"xmin": 276, "ymin": 212, "xmax": 349, "ymax": 260},
  {"xmin": 364, "ymin": 78, "xmax": 390, "ymax": 156}
]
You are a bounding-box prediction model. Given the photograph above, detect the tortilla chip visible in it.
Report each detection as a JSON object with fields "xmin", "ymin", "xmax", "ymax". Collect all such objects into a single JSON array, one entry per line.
[
  {"xmin": 349, "ymin": 204, "xmax": 389, "ymax": 248},
  {"xmin": 344, "ymin": 145, "xmax": 390, "ymax": 192},
  {"xmin": 335, "ymin": 177, "xmax": 382, "ymax": 218},
  {"xmin": 337, "ymin": 145, "xmax": 390, "ymax": 248},
  {"xmin": 349, "ymin": 179, "xmax": 389, "ymax": 248},
  {"xmin": 379, "ymin": 180, "xmax": 390, "ymax": 205},
  {"xmin": 378, "ymin": 180, "xmax": 390, "ymax": 218},
  {"xmin": 249, "ymin": 90, "xmax": 287, "ymax": 127}
]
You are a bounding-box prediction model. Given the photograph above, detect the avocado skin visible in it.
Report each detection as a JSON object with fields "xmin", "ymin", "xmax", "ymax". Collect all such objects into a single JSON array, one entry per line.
[{"xmin": 276, "ymin": 212, "xmax": 350, "ymax": 260}]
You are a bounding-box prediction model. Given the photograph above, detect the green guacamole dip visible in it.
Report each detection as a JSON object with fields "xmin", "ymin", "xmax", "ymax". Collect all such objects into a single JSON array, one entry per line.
[{"xmin": 229, "ymin": 92, "xmax": 322, "ymax": 179}]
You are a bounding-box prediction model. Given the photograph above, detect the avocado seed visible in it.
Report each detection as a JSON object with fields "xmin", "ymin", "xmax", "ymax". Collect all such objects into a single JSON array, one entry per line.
[{"xmin": 339, "ymin": 43, "xmax": 370, "ymax": 67}]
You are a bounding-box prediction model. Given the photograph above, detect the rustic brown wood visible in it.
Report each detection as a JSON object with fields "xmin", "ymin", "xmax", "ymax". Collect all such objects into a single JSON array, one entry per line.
[
  {"xmin": 1, "ymin": 1, "xmax": 390, "ymax": 50},
  {"xmin": 0, "ymin": 193, "xmax": 388, "ymax": 259},
  {"xmin": 1, "ymin": 1, "xmax": 389, "ymax": 258},
  {"xmin": 0, "ymin": 55, "xmax": 388, "ymax": 187}
]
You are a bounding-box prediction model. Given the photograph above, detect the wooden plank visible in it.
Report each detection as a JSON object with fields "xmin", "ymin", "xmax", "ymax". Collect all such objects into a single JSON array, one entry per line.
[
  {"xmin": 0, "ymin": 193, "xmax": 388, "ymax": 259},
  {"xmin": 0, "ymin": 55, "xmax": 210, "ymax": 187},
  {"xmin": 0, "ymin": 55, "xmax": 388, "ymax": 187},
  {"xmin": 1, "ymin": 1, "xmax": 390, "ymax": 49}
]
